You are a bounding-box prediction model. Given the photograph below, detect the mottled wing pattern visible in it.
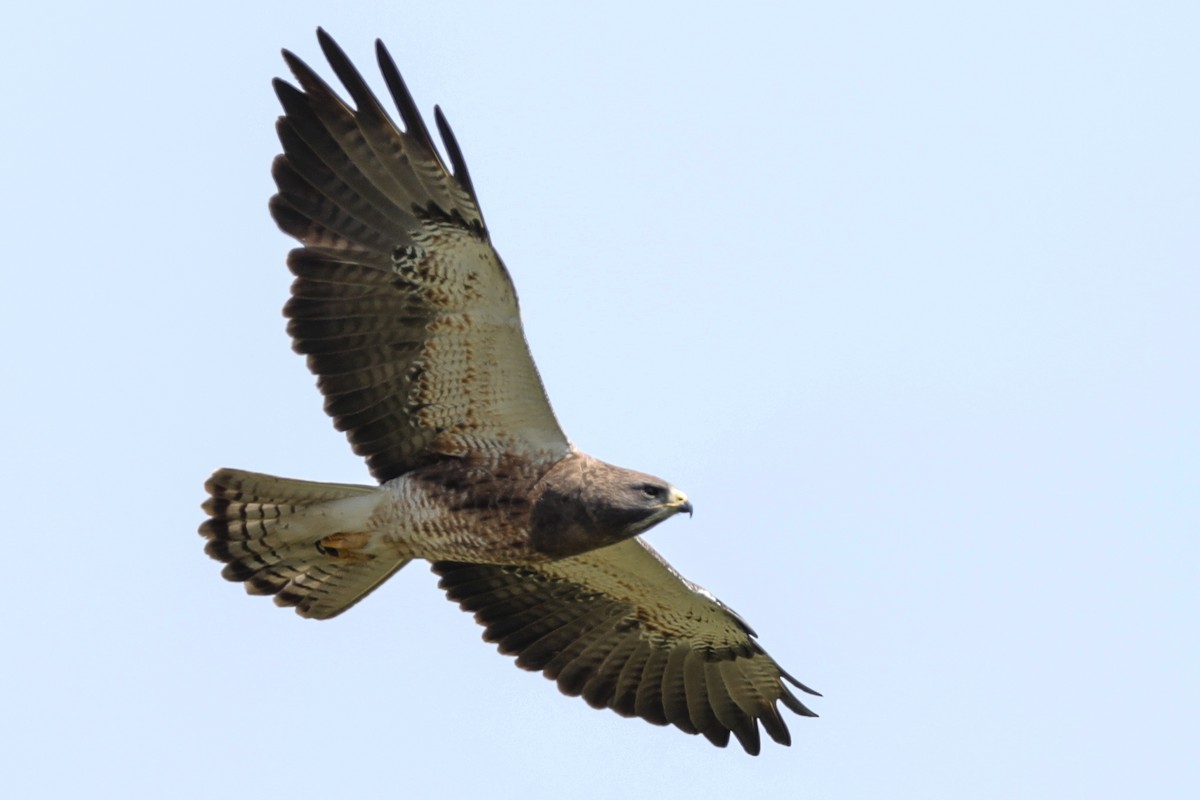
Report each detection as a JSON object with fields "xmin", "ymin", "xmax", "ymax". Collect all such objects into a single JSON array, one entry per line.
[
  {"xmin": 433, "ymin": 539, "xmax": 819, "ymax": 755},
  {"xmin": 271, "ymin": 29, "xmax": 569, "ymax": 482}
]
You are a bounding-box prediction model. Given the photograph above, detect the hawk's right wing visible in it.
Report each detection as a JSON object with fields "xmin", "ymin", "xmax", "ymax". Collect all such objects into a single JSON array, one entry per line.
[{"xmin": 271, "ymin": 29, "xmax": 570, "ymax": 482}]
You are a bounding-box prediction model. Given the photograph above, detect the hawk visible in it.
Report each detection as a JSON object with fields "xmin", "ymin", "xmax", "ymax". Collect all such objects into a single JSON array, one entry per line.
[{"xmin": 201, "ymin": 28, "xmax": 819, "ymax": 755}]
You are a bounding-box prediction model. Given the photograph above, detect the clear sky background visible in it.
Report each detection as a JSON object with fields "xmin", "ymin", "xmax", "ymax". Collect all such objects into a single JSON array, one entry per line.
[{"xmin": 3, "ymin": 1, "xmax": 1197, "ymax": 797}]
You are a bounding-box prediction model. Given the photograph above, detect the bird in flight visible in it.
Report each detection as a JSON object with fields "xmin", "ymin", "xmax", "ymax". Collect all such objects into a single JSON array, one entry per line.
[{"xmin": 200, "ymin": 28, "xmax": 819, "ymax": 755}]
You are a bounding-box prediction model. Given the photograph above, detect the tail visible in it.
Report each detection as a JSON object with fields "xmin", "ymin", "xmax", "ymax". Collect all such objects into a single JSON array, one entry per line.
[{"xmin": 200, "ymin": 468, "xmax": 409, "ymax": 619}]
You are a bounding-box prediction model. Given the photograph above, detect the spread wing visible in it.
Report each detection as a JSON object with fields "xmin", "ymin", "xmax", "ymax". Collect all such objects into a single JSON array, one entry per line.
[
  {"xmin": 271, "ymin": 29, "xmax": 569, "ymax": 482},
  {"xmin": 433, "ymin": 539, "xmax": 820, "ymax": 755}
]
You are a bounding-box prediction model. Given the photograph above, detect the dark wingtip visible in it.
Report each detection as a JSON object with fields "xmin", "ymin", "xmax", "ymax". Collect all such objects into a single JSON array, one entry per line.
[
  {"xmin": 779, "ymin": 684, "xmax": 821, "ymax": 718},
  {"xmin": 373, "ymin": 35, "xmax": 437, "ymax": 153},
  {"xmin": 315, "ymin": 27, "xmax": 343, "ymax": 65},
  {"xmin": 434, "ymin": 105, "xmax": 483, "ymax": 215},
  {"xmin": 780, "ymin": 665, "xmax": 822, "ymax": 697},
  {"xmin": 315, "ymin": 27, "xmax": 339, "ymax": 59},
  {"xmin": 760, "ymin": 707, "xmax": 793, "ymax": 747},
  {"xmin": 730, "ymin": 720, "xmax": 763, "ymax": 756}
]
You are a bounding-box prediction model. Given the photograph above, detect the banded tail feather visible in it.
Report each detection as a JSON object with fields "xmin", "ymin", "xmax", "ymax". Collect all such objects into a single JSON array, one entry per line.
[{"xmin": 200, "ymin": 468, "xmax": 408, "ymax": 619}]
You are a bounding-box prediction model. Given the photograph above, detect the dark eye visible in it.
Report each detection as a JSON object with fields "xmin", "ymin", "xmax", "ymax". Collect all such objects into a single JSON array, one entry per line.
[{"xmin": 640, "ymin": 484, "xmax": 664, "ymax": 499}]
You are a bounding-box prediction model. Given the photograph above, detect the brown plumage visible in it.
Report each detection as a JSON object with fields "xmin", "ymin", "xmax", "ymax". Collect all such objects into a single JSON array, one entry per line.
[{"xmin": 200, "ymin": 28, "xmax": 819, "ymax": 755}]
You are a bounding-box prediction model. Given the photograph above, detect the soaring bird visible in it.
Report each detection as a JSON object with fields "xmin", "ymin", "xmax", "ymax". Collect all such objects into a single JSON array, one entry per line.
[{"xmin": 201, "ymin": 28, "xmax": 819, "ymax": 755}]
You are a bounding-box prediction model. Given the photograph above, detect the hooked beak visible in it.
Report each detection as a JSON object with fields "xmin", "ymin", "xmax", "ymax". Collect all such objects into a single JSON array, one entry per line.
[{"xmin": 667, "ymin": 488, "xmax": 693, "ymax": 518}]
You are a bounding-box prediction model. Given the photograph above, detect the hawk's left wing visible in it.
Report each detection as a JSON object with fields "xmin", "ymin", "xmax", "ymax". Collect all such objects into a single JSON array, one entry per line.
[{"xmin": 433, "ymin": 539, "xmax": 819, "ymax": 755}]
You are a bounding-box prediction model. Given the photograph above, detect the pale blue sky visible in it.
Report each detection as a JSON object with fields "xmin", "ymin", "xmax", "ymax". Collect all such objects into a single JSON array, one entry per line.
[{"xmin": 3, "ymin": 2, "xmax": 1197, "ymax": 797}]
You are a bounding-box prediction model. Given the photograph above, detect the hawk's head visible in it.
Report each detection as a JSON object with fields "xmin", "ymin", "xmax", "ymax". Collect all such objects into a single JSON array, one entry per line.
[{"xmin": 529, "ymin": 454, "xmax": 691, "ymax": 559}]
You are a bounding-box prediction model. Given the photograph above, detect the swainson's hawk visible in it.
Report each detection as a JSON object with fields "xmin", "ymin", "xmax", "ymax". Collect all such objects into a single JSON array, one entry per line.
[{"xmin": 201, "ymin": 28, "xmax": 819, "ymax": 754}]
